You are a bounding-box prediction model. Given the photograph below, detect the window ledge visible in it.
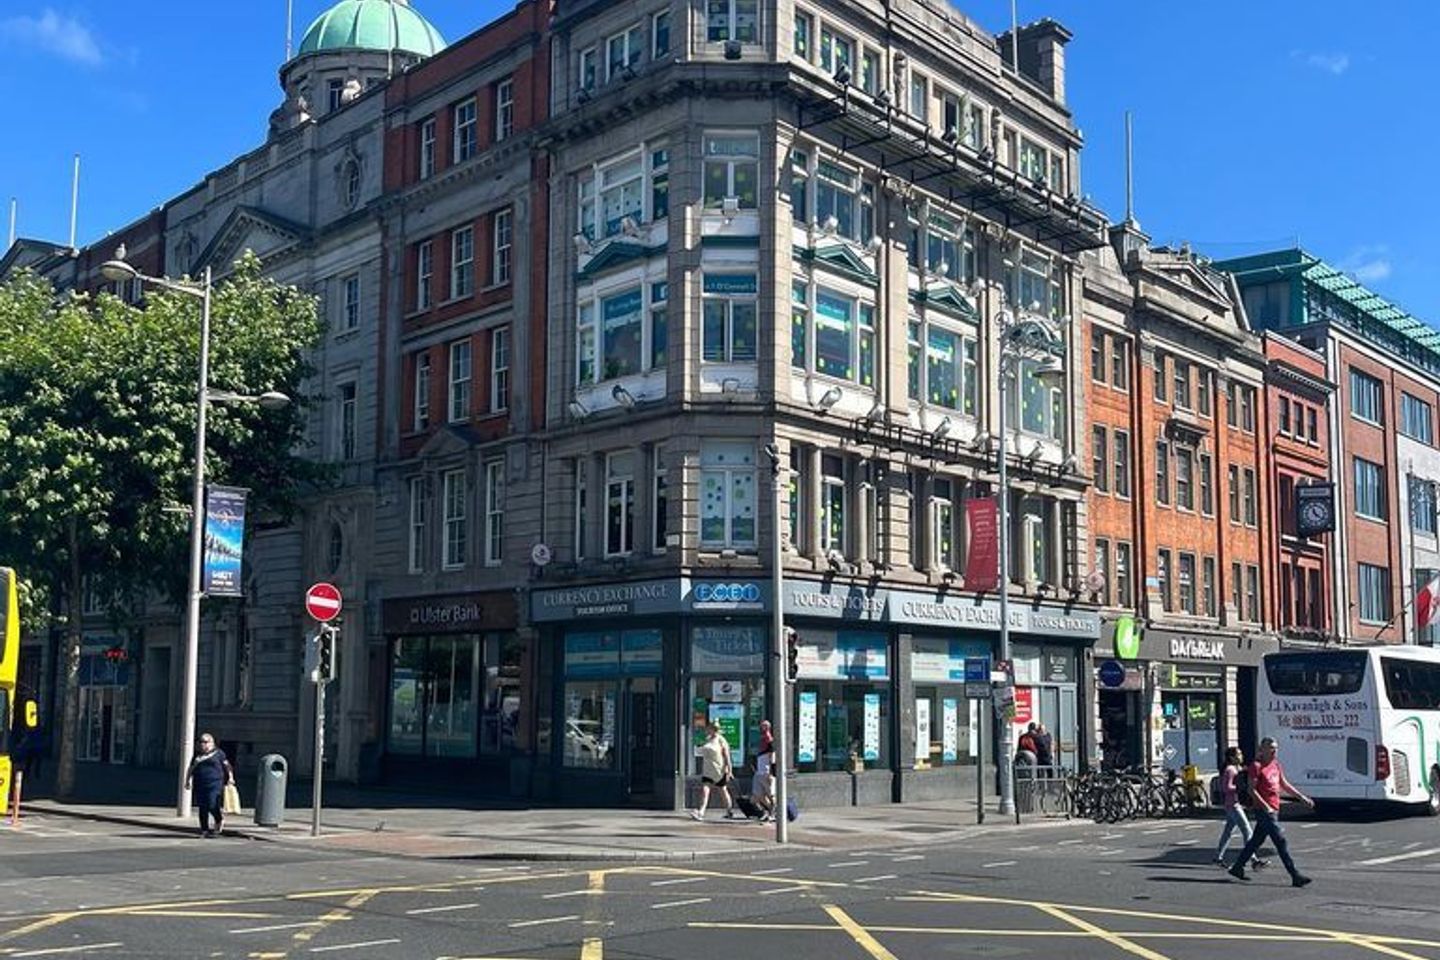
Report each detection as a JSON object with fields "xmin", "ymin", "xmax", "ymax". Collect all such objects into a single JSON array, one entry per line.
[
  {"xmin": 480, "ymin": 281, "xmax": 512, "ymax": 294},
  {"xmin": 439, "ymin": 294, "xmax": 473, "ymax": 308}
]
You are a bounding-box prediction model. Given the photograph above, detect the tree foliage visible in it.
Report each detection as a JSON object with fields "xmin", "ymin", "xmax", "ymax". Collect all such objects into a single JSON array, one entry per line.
[{"xmin": 0, "ymin": 252, "xmax": 325, "ymax": 793}]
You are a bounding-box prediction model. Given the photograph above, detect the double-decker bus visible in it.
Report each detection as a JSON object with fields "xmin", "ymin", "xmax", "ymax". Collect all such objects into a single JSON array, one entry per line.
[
  {"xmin": 1260, "ymin": 646, "xmax": 1440, "ymax": 813},
  {"xmin": 0, "ymin": 567, "xmax": 19, "ymax": 814}
]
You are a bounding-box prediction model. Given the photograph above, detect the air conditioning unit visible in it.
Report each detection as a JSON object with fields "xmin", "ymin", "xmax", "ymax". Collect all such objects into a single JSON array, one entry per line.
[{"xmin": 721, "ymin": 196, "xmax": 740, "ymax": 217}]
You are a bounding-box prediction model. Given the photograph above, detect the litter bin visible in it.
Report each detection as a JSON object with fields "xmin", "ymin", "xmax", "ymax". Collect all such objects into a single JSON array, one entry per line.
[{"xmin": 255, "ymin": 754, "xmax": 288, "ymax": 827}]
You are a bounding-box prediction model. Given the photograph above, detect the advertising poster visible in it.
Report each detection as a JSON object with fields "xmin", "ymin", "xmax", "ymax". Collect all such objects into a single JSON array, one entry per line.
[
  {"xmin": 942, "ymin": 698, "xmax": 959, "ymax": 762},
  {"xmin": 201, "ymin": 485, "xmax": 247, "ymax": 597},
  {"xmin": 601, "ymin": 689, "xmax": 617, "ymax": 752},
  {"xmin": 708, "ymin": 702, "xmax": 744, "ymax": 759},
  {"xmin": 863, "ymin": 693, "xmax": 880, "ymax": 761},
  {"xmin": 915, "ymin": 698, "xmax": 932, "ymax": 762},
  {"xmin": 692, "ymin": 697, "xmax": 709, "ymax": 749},
  {"xmin": 968, "ymin": 700, "xmax": 979, "ymax": 756},
  {"xmin": 565, "ymin": 633, "xmax": 621, "ymax": 676},
  {"xmin": 797, "ymin": 692, "xmax": 818, "ymax": 763},
  {"xmin": 620, "ymin": 629, "xmax": 662, "ymax": 675}
]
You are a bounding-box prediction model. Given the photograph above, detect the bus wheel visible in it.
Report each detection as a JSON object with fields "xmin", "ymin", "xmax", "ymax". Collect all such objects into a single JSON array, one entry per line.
[{"xmin": 1426, "ymin": 766, "xmax": 1440, "ymax": 817}]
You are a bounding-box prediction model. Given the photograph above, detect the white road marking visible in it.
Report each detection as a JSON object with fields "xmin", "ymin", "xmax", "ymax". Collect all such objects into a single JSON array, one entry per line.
[
  {"xmin": 890, "ymin": 854, "xmax": 925, "ymax": 862},
  {"xmin": 1057, "ymin": 838, "xmax": 1085, "ymax": 846},
  {"xmin": 14, "ymin": 946, "xmax": 123, "ymax": 958},
  {"xmin": 405, "ymin": 903, "xmax": 482, "ymax": 916},
  {"xmin": 1141, "ymin": 828, "xmax": 1169, "ymax": 835},
  {"xmin": 827, "ymin": 861, "xmax": 869, "ymax": 868},
  {"xmin": 1010, "ymin": 845, "xmax": 1040, "ymax": 852},
  {"xmin": 853, "ymin": 874, "xmax": 898, "ymax": 883},
  {"xmin": 508, "ymin": 915, "xmax": 580, "ymax": 928},
  {"xmin": 1300, "ymin": 822, "xmax": 1319, "ymax": 829},
  {"xmin": 231, "ymin": 920, "xmax": 326, "ymax": 934},
  {"xmin": 652, "ymin": 898, "xmax": 711, "ymax": 910},
  {"xmin": 1098, "ymin": 848, "xmax": 1127, "ymax": 857},
  {"xmin": 543, "ymin": 889, "xmax": 601, "ymax": 899},
  {"xmin": 1100, "ymin": 834, "xmax": 1122, "ymax": 840},
  {"xmin": 309, "ymin": 940, "xmax": 402, "ymax": 954},
  {"xmin": 1180, "ymin": 823, "xmax": 1207, "ymax": 831},
  {"xmin": 650, "ymin": 876, "xmax": 708, "ymax": 887},
  {"xmin": 1405, "ymin": 841, "xmax": 1425, "ymax": 850},
  {"xmin": 750, "ymin": 867, "xmax": 794, "ymax": 875},
  {"xmin": 1174, "ymin": 839, "xmax": 1199, "ymax": 847},
  {"xmin": 982, "ymin": 861, "xmax": 1017, "ymax": 868},
  {"xmin": 1357, "ymin": 847, "xmax": 1440, "ymax": 866},
  {"xmin": 759, "ymin": 885, "xmax": 812, "ymax": 896}
]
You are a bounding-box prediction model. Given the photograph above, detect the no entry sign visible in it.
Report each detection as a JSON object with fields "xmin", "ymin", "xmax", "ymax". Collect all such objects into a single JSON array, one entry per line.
[{"xmin": 305, "ymin": 582, "xmax": 343, "ymax": 622}]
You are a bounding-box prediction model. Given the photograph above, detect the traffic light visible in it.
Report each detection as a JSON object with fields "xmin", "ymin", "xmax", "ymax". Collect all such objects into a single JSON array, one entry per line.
[
  {"xmin": 784, "ymin": 627, "xmax": 799, "ymax": 682},
  {"xmin": 318, "ymin": 625, "xmax": 338, "ymax": 684}
]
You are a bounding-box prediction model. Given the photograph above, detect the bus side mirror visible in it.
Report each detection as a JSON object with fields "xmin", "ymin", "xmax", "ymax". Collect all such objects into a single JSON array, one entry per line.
[{"xmin": 23, "ymin": 700, "xmax": 37, "ymax": 728}]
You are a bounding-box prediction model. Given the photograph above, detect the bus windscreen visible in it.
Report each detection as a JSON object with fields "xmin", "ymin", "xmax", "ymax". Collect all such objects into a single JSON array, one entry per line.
[{"xmin": 1264, "ymin": 652, "xmax": 1368, "ymax": 696}]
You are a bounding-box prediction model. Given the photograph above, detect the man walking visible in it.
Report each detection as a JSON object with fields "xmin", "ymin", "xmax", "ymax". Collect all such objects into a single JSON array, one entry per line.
[
  {"xmin": 690, "ymin": 723, "xmax": 737, "ymax": 821},
  {"xmin": 1228, "ymin": 737, "xmax": 1314, "ymax": 887}
]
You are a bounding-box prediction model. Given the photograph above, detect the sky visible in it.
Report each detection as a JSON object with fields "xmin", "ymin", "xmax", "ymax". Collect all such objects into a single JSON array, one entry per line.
[{"xmin": 1, "ymin": 1, "xmax": 1436, "ymax": 318}]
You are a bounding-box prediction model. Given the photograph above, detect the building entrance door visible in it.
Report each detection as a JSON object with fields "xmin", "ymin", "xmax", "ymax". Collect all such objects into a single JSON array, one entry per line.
[{"xmin": 626, "ymin": 678, "xmax": 657, "ymax": 800}]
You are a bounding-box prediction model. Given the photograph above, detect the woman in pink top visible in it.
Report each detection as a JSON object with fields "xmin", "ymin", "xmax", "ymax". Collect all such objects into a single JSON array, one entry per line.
[{"xmin": 1214, "ymin": 747, "xmax": 1267, "ymax": 869}]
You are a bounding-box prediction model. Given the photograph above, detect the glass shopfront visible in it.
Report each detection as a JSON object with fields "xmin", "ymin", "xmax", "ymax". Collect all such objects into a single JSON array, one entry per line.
[
  {"xmin": 688, "ymin": 624, "xmax": 767, "ymax": 773},
  {"xmin": 559, "ymin": 628, "xmax": 666, "ymax": 796},
  {"xmin": 910, "ymin": 637, "xmax": 991, "ymax": 768},
  {"xmin": 793, "ymin": 630, "xmax": 890, "ymax": 773},
  {"xmin": 388, "ymin": 633, "xmax": 522, "ymax": 758}
]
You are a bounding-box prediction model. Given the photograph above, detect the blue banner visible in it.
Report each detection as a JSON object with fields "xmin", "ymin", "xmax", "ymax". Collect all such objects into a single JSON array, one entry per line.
[{"xmin": 202, "ymin": 485, "xmax": 247, "ymax": 597}]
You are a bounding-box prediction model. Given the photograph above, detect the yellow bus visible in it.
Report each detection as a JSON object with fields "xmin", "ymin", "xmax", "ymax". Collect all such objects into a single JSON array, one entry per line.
[{"xmin": 1, "ymin": 567, "xmax": 20, "ymax": 814}]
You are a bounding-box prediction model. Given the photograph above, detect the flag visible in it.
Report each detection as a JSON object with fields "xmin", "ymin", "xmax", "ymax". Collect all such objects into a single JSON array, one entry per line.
[{"xmin": 1419, "ymin": 574, "xmax": 1440, "ymax": 631}]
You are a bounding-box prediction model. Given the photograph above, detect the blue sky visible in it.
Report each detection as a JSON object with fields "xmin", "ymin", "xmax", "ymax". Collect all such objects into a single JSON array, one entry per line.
[{"xmin": 1, "ymin": 1, "xmax": 1434, "ymax": 318}]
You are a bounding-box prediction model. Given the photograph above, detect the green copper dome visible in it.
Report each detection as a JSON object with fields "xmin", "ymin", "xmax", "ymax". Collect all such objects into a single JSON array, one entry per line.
[{"xmin": 297, "ymin": 0, "xmax": 445, "ymax": 59}]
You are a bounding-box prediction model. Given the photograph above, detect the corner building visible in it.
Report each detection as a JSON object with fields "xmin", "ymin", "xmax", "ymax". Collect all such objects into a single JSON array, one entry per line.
[{"xmin": 518, "ymin": 0, "xmax": 1106, "ymax": 808}]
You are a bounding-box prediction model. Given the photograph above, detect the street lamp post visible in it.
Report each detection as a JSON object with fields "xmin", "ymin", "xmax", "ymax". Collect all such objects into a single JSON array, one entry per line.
[
  {"xmin": 994, "ymin": 309, "xmax": 1066, "ymax": 817},
  {"xmin": 100, "ymin": 254, "xmax": 288, "ymax": 819}
]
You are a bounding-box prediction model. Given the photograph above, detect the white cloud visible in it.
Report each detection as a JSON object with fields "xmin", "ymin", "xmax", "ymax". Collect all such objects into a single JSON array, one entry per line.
[
  {"xmin": 0, "ymin": 9, "xmax": 103, "ymax": 66},
  {"xmin": 1340, "ymin": 245, "xmax": 1392, "ymax": 285},
  {"xmin": 1302, "ymin": 51, "xmax": 1350, "ymax": 76}
]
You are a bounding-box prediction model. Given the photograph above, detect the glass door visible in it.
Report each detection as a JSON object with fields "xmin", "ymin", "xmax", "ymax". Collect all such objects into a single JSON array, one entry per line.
[{"xmin": 626, "ymin": 677, "xmax": 657, "ymax": 799}]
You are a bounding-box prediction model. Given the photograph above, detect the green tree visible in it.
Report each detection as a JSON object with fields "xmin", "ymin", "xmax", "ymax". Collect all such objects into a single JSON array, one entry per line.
[{"xmin": 0, "ymin": 253, "xmax": 324, "ymax": 797}]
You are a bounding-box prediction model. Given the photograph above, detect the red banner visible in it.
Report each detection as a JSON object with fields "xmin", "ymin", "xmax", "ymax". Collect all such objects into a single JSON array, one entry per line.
[{"xmin": 964, "ymin": 496, "xmax": 998, "ymax": 592}]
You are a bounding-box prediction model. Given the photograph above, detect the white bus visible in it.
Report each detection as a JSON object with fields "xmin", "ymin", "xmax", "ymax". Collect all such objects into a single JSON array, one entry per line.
[{"xmin": 1259, "ymin": 646, "xmax": 1440, "ymax": 813}]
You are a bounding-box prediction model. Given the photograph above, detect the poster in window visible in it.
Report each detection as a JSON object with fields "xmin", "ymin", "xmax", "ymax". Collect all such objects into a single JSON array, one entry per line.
[
  {"xmin": 708, "ymin": 702, "xmax": 744, "ymax": 759},
  {"xmin": 942, "ymin": 698, "xmax": 959, "ymax": 762},
  {"xmin": 914, "ymin": 697, "xmax": 931, "ymax": 762},
  {"xmin": 602, "ymin": 688, "xmax": 617, "ymax": 750},
  {"xmin": 797, "ymin": 691, "xmax": 818, "ymax": 763},
  {"xmin": 863, "ymin": 693, "xmax": 880, "ymax": 761}
]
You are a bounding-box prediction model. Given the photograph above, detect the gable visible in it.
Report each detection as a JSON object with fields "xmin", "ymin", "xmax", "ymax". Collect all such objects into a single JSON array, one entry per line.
[{"xmin": 192, "ymin": 206, "xmax": 310, "ymax": 276}]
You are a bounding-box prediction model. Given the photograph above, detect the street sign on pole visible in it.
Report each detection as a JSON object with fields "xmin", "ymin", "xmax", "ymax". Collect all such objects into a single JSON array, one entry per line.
[{"xmin": 305, "ymin": 582, "xmax": 342, "ymax": 622}]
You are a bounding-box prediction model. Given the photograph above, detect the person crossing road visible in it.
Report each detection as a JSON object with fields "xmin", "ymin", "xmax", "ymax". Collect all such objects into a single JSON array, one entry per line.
[{"xmin": 1227, "ymin": 737, "xmax": 1313, "ymax": 887}]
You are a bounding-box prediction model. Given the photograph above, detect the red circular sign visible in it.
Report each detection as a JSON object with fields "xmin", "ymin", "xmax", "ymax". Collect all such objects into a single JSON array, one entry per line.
[{"xmin": 305, "ymin": 582, "xmax": 343, "ymax": 622}]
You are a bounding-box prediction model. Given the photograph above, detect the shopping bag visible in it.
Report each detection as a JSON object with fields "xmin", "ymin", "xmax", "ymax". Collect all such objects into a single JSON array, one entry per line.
[{"xmin": 222, "ymin": 783, "xmax": 242, "ymax": 815}]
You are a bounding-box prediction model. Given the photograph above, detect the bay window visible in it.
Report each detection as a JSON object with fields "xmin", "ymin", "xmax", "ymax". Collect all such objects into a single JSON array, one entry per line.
[
  {"xmin": 701, "ymin": 274, "xmax": 758, "ymax": 362},
  {"xmin": 703, "ymin": 133, "xmax": 759, "ymax": 209},
  {"xmin": 576, "ymin": 280, "xmax": 668, "ymax": 385},
  {"xmin": 700, "ymin": 442, "xmax": 758, "ymax": 549}
]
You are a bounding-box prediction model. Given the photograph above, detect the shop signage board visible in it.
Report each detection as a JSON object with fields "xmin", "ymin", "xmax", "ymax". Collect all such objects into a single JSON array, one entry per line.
[
  {"xmin": 942, "ymin": 699, "xmax": 959, "ymax": 761},
  {"xmin": 533, "ymin": 579, "xmax": 682, "ymax": 621},
  {"xmin": 690, "ymin": 625, "xmax": 765, "ymax": 673},
  {"xmin": 564, "ymin": 633, "xmax": 620, "ymax": 676},
  {"xmin": 863, "ymin": 693, "xmax": 880, "ymax": 761},
  {"xmin": 911, "ymin": 640, "xmax": 990, "ymax": 683},
  {"xmin": 797, "ymin": 692, "xmax": 818, "ymax": 763},
  {"xmin": 783, "ymin": 582, "xmax": 1101, "ymax": 639},
  {"xmin": 620, "ymin": 629, "xmax": 663, "ymax": 675},
  {"xmin": 711, "ymin": 679, "xmax": 743, "ymax": 702},
  {"xmin": 1098, "ymin": 659, "xmax": 1127, "ymax": 688},
  {"xmin": 383, "ymin": 591, "xmax": 516, "ymax": 635}
]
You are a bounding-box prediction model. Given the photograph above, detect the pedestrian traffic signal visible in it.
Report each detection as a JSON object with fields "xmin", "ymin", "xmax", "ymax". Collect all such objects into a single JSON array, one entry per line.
[{"xmin": 784, "ymin": 627, "xmax": 799, "ymax": 682}]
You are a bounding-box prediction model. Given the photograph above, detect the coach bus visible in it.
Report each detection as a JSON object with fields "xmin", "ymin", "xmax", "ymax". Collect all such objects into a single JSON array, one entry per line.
[
  {"xmin": 0, "ymin": 567, "xmax": 19, "ymax": 814},
  {"xmin": 1260, "ymin": 646, "xmax": 1440, "ymax": 813}
]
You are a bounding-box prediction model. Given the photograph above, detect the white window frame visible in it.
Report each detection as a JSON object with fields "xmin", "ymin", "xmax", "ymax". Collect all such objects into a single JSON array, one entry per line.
[
  {"xmin": 818, "ymin": 24, "xmax": 854, "ymax": 76},
  {"xmin": 605, "ymin": 451, "xmax": 636, "ymax": 558},
  {"xmin": 408, "ymin": 476, "xmax": 428, "ymax": 573},
  {"xmin": 652, "ymin": 10, "xmax": 671, "ymax": 58},
  {"xmin": 932, "ymin": 478, "xmax": 956, "ymax": 572},
  {"xmin": 791, "ymin": 280, "xmax": 875, "ymax": 387},
  {"xmin": 701, "ymin": 274, "xmax": 760, "ymax": 364},
  {"xmin": 490, "ymin": 326, "xmax": 510, "ymax": 413},
  {"xmin": 451, "ymin": 225, "xmax": 474, "ymax": 299},
  {"xmin": 909, "ymin": 71, "xmax": 928, "ymax": 122},
  {"xmin": 1114, "ymin": 430, "xmax": 1131, "ymax": 499},
  {"xmin": 1355, "ymin": 456, "xmax": 1387, "ymax": 520},
  {"xmin": 921, "ymin": 212, "xmax": 976, "ymax": 281},
  {"xmin": 579, "ymin": 46, "xmax": 598, "ymax": 91},
  {"xmin": 453, "ymin": 98, "xmax": 477, "ymax": 163},
  {"xmin": 416, "ymin": 240, "xmax": 434, "ymax": 310},
  {"xmin": 337, "ymin": 380, "xmax": 357, "ymax": 460},
  {"xmin": 442, "ymin": 468, "xmax": 467, "ymax": 570},
  {"xmin": 605, "ymin": 24, "xmax": 643, "ymax": 82},
  {"xmin": 413, "ymin": 352, "xmax": 431, "ymax": 431},
  {"xmin": 706, "ymin": 0, "xmax": 758, "ymax": 44},
  {"xmin": 484, "ymin": 459, "xmax": 504, "ymax": 566},
  {"xmin": 494, "ymin": 77, "xmax": 514, "ymax": 141},
  {"xmin": 913, "ymin": 316, "xmax": 978, "ymax": 415},
  {"xmin": 701, "ymin": 132, "xmax": 759, "ymax": 210},
  {"xmin": 419, "ymin": 117, "xmax": 436, "ymax": 179},
  {"xmin": 699, "ymin": 441, "xmax": 758, "ymax": 550},
  {"xmin": 820, "ymin": 455, "xmax": 846, "ymax": 555},
  {"xmin": 492, "ymin": 208, "xmax": 513, "ymax": 285},
  {"xmin": 341, "ymin": 273, "xmax": 360, "ymax": 331},
  {"xmin": 448, "ymin": 339, "xmax": 471, "ymax": 423}
]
